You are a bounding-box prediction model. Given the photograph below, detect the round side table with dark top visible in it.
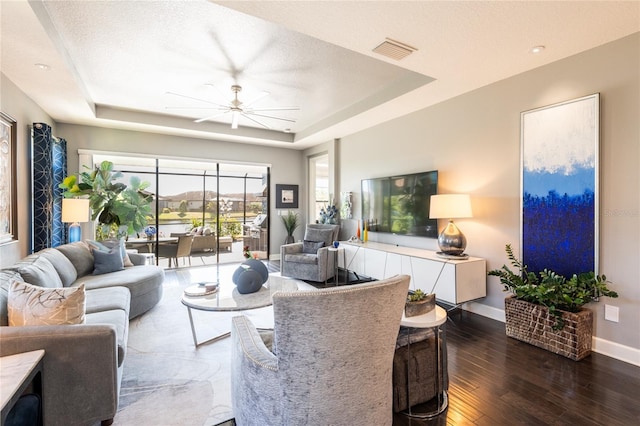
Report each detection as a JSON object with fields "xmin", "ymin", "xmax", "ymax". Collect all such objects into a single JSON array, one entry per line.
[{"xmin": 397, "ymin": 305, "xmax": 448, "ymax": 418}]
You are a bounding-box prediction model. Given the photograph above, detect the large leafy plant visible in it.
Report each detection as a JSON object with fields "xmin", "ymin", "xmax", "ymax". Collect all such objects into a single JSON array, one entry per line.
[
  {"xmin": 488, "ymin": 244, "xmax": 618, "ymax": 329},
  {"xmin": 60, "ymin": 161, "xmax": 153, "ymax": 238}
]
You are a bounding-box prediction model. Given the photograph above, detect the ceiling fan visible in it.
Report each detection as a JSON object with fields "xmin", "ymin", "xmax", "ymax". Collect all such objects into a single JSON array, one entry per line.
[{"xmin": 167, "ymin": 85, "xmax": 299, "ymax": 130}]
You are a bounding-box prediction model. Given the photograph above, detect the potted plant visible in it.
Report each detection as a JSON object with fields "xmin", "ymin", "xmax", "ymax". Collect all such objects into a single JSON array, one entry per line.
[
  {"xmin": 488, "ymin": 244, "xmax": 618, "ymax": 360},
  {"xmin": 405, "ymin": 289, "xmax": 436, "ymax": 317},
  {"xmin": 60, "ymin": 161, "xmax": 153, "ymax": 239},
  {"xmin": 281, "ymin": 210, "xmax": 300, "ymax": 244}
]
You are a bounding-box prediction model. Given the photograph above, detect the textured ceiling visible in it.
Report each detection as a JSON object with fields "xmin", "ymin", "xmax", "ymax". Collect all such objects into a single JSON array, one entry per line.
[{"xmin": 1, "ymin": 0, "xmax": 638, "ymax": 149}]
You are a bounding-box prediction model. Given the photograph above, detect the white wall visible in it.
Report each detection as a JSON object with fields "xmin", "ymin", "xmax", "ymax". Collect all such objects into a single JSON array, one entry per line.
[
  {"xmin": 0, "ymin": 74, "xmax": 55, "ymax": 267},
  {"xmin": 56, "ymin": 123, "xmax": 306, "ymax": 256},
  {"xmin": 338, "ymin": 33, "xmax": 640, "ymax": 357}
]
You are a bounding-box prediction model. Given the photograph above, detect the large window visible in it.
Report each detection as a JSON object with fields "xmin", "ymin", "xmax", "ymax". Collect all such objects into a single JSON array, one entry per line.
[
  {"xmin": 309, "ymin": 154, "xmax": 329, "ymax": 223},
  {"xmin": 89, "ymin": 154, "xmax": 269, "ymax": 263}
]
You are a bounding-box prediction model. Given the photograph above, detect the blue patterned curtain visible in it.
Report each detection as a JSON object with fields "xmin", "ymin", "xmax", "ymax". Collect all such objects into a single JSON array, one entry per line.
[{"xmin": 32, "ymin": 123, "xmax": 67, "ymax": 251}]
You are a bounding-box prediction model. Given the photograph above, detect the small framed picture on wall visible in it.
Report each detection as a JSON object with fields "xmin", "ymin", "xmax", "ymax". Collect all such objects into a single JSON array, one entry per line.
[{"xmin": 275, "ymin": 184, "xmax": 298, "ymax": 209}]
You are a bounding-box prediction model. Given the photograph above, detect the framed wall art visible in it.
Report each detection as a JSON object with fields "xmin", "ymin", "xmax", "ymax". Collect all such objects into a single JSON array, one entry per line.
[
  {"xmin": 275, "ymin": 184, "xmax": 298, "ymax": 209},
  {"xmin": 520, "ymin": 93, "xmax": 599, "ymax": 276},
  {"xmin": 0, "ymin": 112, "xmax": 17, "ymax": 244}
]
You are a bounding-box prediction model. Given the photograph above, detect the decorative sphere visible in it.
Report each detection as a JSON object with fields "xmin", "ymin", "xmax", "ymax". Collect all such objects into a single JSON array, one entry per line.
[
  {"xmin": 234, "ymin": 269, "xmax": 263, "ymax": 294},
  {"xmin": 232, "ymin": 259, "xmax": 269, "ymax": 294},
  {"xmin": 243, "ymin": 259, "xmax": 269, "ymax": 281}
]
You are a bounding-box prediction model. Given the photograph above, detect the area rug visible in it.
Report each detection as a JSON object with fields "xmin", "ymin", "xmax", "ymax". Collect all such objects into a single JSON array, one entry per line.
[{"xmin": 108, "ymin": 263, "xmax": 279, "ymax": 425}]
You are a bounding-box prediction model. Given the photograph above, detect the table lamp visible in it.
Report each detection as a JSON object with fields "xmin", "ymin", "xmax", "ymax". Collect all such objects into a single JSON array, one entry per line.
[
  {"xmin": 429, "ymin": 194, "xmax": 472, "ymax": 257},
  {"xmin": 62, "ymin": 198, "xmax": 90, "ymax": 243}
]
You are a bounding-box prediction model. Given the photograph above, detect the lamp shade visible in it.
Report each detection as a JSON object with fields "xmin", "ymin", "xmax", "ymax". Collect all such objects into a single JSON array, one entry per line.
[
  {"xmin": 429, "ymin": 194, "xmax": 472, "ymax": 219},
  {"xmin": 62, "ymin": 198, "xmax": 90, "ymax": 223}
]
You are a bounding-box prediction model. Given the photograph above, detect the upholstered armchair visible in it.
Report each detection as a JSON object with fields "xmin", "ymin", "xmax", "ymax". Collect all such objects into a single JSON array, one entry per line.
[
  {"xmin": 231, "ymin": 274, "xmax": 411, "ymax": 426},
  {"xmin": 280, "ymin": 224, "xmax": 339, "ymax": 283}
]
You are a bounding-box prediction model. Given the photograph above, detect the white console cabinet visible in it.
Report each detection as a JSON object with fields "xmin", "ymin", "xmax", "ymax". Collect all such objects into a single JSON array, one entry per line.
[{"xmin": 340, "ymin": 241, "xmax": 486, "ymax": 305}]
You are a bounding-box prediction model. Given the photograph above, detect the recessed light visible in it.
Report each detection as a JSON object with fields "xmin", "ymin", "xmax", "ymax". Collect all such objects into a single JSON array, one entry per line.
[
  {"xmin": 530, "ymin": 46, "xmax": 545, "ymax": 54},
  {"xmin": 283, "ymin": 128, "xmax": 291, "ymax": 133},
  {"xmin": 34, "ymin": 63, "xmax": 51, "ymax": 70}
]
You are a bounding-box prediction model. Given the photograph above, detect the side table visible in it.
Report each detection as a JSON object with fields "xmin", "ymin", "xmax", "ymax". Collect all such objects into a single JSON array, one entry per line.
[
  {"xmin": 399, "ymin": 306, "xmax": 448, "ymax": 418},
  {"xmin": 327, "ymin": 246, "xmax": 346, "ymax": 285},
  {"xmin": 1, "ymin": 349, "xmax": 45, "ymax": 426}
]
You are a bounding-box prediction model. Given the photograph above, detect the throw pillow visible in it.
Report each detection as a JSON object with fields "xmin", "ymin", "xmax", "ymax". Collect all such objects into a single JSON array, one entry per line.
[
  {"xmin": 8, "ymin": 281, "xmax": 86, "ymax": 326},
  {"xmin": 0, "ymin": 270, "xmax": 23, "ymax": 326},
  {"xmin": 11, "ymin": 254, "xmax": 64, "ymax": 288},
  {"xmin": 86, "ymin": 239, "xmax": 133, "ymax": 267},
  {"xmin": 56, "ymin": 242, "xmax": 95, "ymax": 277},
  {"xmin": 304, "ymin": 228, "xmax": 334, "ymax": 247},
  {"xmin": 302, "ymin": 240, "xmax": 325, "ymax": 254},
  {"xmin": 92, "ymin": 248, "xmax": 124, "ymax": 275}
]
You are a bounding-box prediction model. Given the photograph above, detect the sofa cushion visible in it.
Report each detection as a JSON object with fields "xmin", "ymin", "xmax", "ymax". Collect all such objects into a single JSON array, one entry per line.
[
  {"xmin": 39, "ymin": 248, "xmax": 78, "ymax": 287},
  {"xmin": 302, "ymin": 240, "xmax": 324, "ymax": 254},
  {"xmin": 0, "ymin": 270, "xmax": 23, "ymax": 326},
  {"xmin": 86, "ymin": 309, "xmax": 129, "ymax": 367},
  {"xmin": 92, "ymin": 248, "xmax": 124, "ymax": 275},
  {"xmin": 74, "ymin": 265, "xmax": 164, "ymax": 318},
  {"xmin": 85, "ymin": 287, "xmax": 131, "ymax": 317},
  {"xmin": 8, "ymin": 281, "xmax": 86, "ymax": 326},
  {"xmin": 11, "ymin": 254, "xmax": 63, "ymax": 288},
  {"xmin": 284, "ymin": 253, "xmax": 319, "ymax": 265},
  {"xmin": 56, "ymin": 242, "xmax": 94, "ymax": 277}
]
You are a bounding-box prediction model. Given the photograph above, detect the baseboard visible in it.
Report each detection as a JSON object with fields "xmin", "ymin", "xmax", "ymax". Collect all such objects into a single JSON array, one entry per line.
[
  {"xmin": 462, "ymin": 301, "xmax": 640, "ymax": 366},
  {"xmin": 592, "ymin": 336, "xmax": 640, "ymax": 367},
  {"xmin": 462, "ymin": 301, "xmax": 505, "ymax": 322}
]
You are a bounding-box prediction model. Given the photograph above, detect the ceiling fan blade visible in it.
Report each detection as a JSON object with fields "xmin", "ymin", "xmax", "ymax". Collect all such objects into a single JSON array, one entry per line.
[
  {"xmin": 246, "ymin": 112, "xmax": 296, "ymax": 123},
  {"xmin": 194, "ymin": 110, "xmax": 230, "ymax": 123},
  {"xmin": 165, "ymin": 106, "xmax": 227, "ymax": 110},
  {"xmin": 247, "ymin": 106, "xmax": 300, "ymax": 112},
  {"xmin": 241, "ymin": 113, "xmax": 271, "ymax": 129},
  {"xmin": 243, "ymin": 91, "xmax": 270, "ymax": 108},
  {"xmin": 166, "ymin": 91, "xmax": 227, "ymax": 108}
]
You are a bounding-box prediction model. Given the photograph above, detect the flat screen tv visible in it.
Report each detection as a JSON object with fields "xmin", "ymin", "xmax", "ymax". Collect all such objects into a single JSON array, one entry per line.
[{"xmin": 361, "ymin": 170, "xmax": 438, "ymax": 238}]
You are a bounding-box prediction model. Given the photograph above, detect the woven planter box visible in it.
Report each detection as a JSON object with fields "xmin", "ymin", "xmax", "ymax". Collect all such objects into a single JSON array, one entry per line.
[{"xmin": 504, "ymin": 296, "xmax": 593, "ymax": 361}]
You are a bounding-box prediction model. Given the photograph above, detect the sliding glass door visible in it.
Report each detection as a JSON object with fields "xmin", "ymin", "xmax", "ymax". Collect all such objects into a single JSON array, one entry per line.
[{"xmin": 90, "ymin": 154, "xmax": 269, "ymax": 266}]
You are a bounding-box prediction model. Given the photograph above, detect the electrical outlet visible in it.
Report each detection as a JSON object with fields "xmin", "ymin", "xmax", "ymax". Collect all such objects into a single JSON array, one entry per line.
[{"xmin": 604, "ymin": 304, "xmax": 619, "ymax": 322}]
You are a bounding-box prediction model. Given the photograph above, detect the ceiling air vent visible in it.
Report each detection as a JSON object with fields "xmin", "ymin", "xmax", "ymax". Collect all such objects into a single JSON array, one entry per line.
[{"xmin": 372, "ymin": 38, "xmax": 417, "ymax": 60}]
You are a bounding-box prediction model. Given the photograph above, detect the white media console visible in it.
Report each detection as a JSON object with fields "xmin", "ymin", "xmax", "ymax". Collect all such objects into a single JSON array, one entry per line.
[{"xmin": 340, "ymin": 241, "xmax": 487, "ymax": 305}]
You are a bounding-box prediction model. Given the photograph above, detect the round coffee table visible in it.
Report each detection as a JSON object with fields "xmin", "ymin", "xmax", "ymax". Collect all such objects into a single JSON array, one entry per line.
[{"xmin": 181, "ymin": 274, "xmax": 300, "ymax": 347}]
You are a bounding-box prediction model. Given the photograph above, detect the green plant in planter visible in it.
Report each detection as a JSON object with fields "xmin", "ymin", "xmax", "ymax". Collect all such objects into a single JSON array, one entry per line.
[
  {"xmin": 488, "ymin": 244, "xmax": 618, "ymax": 329},
  {"xmin": 407, "ymin": 288, "xmax": 428, "ymax": 302},
  {"xmin": 281, "ymin": 211, "xmax": 300, "ymax": 243},
  {"xmin": 60, "ymin": 161, "xmax": 153, "ymax": 239}
]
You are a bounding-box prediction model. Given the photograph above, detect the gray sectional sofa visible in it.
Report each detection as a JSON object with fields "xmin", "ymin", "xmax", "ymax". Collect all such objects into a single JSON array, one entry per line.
[{"xmin": 0, "ymin": 241, "xmax": 165, "ymax": 426}]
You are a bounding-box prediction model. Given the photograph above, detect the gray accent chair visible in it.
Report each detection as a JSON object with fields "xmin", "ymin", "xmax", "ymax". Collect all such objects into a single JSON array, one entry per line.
[
  {"xmin": 280, "ymin": 224, "xmax": 339, "ymax": 282},
  {"xmin": 231, "ymin": 274, "xmax": 411, "ymax": 426}
]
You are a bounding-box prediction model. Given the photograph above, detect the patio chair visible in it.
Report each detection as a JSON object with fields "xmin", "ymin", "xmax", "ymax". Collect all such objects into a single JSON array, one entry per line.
[{"xmin": 158, "ymin": 235, "xmax": 193, "ymax": 267}]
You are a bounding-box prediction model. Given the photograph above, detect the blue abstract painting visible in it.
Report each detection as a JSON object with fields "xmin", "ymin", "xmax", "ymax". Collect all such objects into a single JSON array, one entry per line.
[{"xmin": 521, "ymin": 94, "xmax": 599, "ymax": 277}]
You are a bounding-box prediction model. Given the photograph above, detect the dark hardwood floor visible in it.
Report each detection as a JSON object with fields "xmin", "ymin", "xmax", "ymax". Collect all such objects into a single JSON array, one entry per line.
[{"xmin": 393, "ymin": 309, "xmax": 640, "ymax": 426}]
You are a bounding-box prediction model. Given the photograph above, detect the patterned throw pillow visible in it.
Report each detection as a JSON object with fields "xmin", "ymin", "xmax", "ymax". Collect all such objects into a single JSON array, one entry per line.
[{"xmin": 8, "ymin": 281, "xmax": 86, "ymax": 326}]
